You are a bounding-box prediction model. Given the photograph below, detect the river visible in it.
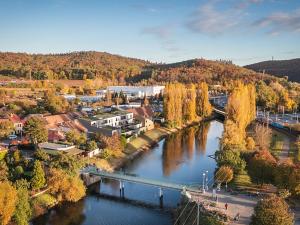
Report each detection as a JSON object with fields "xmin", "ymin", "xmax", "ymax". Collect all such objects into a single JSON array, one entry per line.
[{"xmin": 32, "ymin": 120, "xmax": 224, "ymax": 225}]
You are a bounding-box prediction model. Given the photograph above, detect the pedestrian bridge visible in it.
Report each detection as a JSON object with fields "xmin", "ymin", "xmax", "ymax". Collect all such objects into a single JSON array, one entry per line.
[
  {"xmin": 82, "ymin": 167, "xmax": 202, "ymax": 194},
  {"xmin": 213, "ymin": 107, "xmax": 226, "ymax": 116}
]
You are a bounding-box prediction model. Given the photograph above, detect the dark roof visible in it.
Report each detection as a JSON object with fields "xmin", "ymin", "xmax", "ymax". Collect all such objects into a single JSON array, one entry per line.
[{"xmin": 127, "ymin": 106, "xmax": 154, "ymax": 118}]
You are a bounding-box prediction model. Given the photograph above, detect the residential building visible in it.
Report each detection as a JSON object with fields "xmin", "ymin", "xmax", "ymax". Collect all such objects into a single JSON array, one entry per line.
[
  {"xmin": 0, "ymin": 114, "xmax": 23, "ymax": 135},
  {"xmin": 127, "ymin": 106, "xmax": 155, "ymax": 131},
  {"xmin": 89, "ymin": 110, "xmax": 134, "ymax": 128},
  {"xmin": 78, "ymin": 118, "xmax": 121, "ymax": 137}
]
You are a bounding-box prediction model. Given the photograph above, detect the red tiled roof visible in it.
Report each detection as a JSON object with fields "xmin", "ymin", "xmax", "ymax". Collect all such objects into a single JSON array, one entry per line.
[
  {"xmin": 9, "ymin": 114, "xmax": 22, "ymax": 123},
  {"xmin": 127, "ymin": 106, "xmax": 154, "ymax": 119}
]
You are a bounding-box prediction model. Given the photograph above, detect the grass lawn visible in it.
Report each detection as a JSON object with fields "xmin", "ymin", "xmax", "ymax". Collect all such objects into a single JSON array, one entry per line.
[
  {"xmin": 270, "ymin": 134, "xmax": 284, "ymax": 157},
  {"xmin": 232, "ymin": 171, "xmax": 277, "ymax": 194},
  {"xmin": 124, "ymin": 127, "xmax": 172, "ymax": 154}
]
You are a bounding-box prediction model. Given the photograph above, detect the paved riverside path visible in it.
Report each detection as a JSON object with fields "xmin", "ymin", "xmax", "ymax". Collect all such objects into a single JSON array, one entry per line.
[{"xmin": 191, "ymin": 190, "xmax": 258, "ymax": 225}]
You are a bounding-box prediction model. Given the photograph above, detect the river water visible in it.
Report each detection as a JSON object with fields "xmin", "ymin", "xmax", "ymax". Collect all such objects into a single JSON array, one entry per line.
[{"xmin": 33, "ymin": 120, "xmax": 224, "ymax": 225}]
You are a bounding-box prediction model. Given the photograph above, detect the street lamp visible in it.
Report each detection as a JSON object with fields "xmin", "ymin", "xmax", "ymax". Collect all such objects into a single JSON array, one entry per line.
[
  {"xmin": 202, "ymin": 173, "xmax": 205, "ymax": 193},
  {"xmin": 205, "ymin": 170, "xmax": 209, "ymax": 191}
]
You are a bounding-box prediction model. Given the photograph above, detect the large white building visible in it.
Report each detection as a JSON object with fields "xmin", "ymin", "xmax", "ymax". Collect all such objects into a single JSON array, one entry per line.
[{"xmin": 104, "ymin": 85, "xmax": 164, "ymax": 98}]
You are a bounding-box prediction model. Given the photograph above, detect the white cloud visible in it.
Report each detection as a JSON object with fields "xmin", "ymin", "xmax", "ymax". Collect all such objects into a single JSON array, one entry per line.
[
  {"xmin": 254, "ymin": 8, "xmax": 300, "ymax": 34},
  {"xmin": 186, "ymin": 2, "xmax": 245, "ymax": 35}
]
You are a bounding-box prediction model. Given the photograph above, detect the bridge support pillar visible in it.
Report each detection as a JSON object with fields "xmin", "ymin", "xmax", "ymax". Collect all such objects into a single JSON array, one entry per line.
[
  {"xmin": 159, "ymin": 187, "xmax": 163, "ymax": 208},
  {"xmin": 94, "ymin": 178, "xmax": 101, "ymax": 194},
  {"xmin": 119, "ymin": 180, "xmax": 125, "ymax": 198},
  {"xmin": 122, "ymin": 182, "xmax": 125, "ymax": 198}
]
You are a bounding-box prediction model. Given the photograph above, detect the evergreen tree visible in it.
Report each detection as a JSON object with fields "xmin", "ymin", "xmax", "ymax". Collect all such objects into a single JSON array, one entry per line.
[
  {"xmin": 23, "ymin": 117, "xmax": 48, "ymax": 146},
  {"xmin": 13, "ymin": 179, "xmax": 31, "ymax": 225},
  {"xmin": 31, "ymin": 160, "xmax": 46, "ymax": 190}
]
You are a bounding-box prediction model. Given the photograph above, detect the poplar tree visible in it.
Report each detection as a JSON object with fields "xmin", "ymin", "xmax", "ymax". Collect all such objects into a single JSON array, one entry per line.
[
  {"xmin": 196, "ymin": 82, "xmax": 212, "ymax": 117},
  {"xmin": 183, "ymin": 84, "xmax": 197, "ymax": 122}
]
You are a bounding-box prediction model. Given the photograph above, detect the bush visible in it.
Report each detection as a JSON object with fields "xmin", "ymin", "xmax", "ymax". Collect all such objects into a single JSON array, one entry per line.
[
  {"xmin": 215, "ymin": 150, "xmax": 246, "ymax": 173},
  {"xmin": 250, "ymin": 195, "xmax": 294, "ymax": 225}
]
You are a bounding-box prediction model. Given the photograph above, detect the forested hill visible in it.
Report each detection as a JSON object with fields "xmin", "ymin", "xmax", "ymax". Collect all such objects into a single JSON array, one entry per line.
[
  {"xmin": 245, "ymin": 59, "xmax": 300, "ymax": 83},
  {"xmin": 0, "ymin": 51, "xmax": 279, "ymax": 85},
  {"xmin": 131, "ymin": 59, "xmax": 276, "ymax": 85},
  {"xmin": 0, "ymin": 51, "xmax": 149, "ymax": 81}
]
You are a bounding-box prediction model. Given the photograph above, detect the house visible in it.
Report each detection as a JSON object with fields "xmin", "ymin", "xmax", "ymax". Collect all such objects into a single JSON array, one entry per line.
[
  {"xmin": 127, "ymin": 106, "xmax": 155, "ymax": 131},
  {"xmin": 43, "ymin": 114, "xmax": 87, "ymax": 142},
  {"xmin": 24, "ymin": 114, "xmax": 87, "ymax": 142},
  {"xmin": 38, "ymin": 142, "xmax": 84, "ymax": 156},
  {"xmin": 0, "ymin": 114, "xmax": 24, "ymax": 135}
]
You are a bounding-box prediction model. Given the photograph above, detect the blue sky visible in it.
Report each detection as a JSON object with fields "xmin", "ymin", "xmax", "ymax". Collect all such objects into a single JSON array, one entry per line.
[{"xmin": 0, "ymin": 0, "xmax": 299, "ymax": 65}]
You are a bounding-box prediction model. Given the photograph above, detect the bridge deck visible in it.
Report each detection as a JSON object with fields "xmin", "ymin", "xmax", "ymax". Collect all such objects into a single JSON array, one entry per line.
[
  {"xmin": 84, "ymin": 168, "xmax": 202, "ymax": 193},
  {"xmin": 213, "ymin": 107, "xmax": 226, "ymax": 115}
]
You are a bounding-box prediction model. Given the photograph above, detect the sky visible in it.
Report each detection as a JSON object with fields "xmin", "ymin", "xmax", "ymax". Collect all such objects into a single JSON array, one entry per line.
[{"xmin": 0, "ymin": 0, "xmax": 300, "ymax": 65}]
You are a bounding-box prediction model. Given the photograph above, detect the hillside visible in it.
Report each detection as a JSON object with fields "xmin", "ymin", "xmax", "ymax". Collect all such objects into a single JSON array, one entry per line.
[
  {"xmin": 0, "ymin": 52, "xmax": 280, "ymax": 85},
  {"xmin": 245, "ymin": 58, "xmax": 300, "ymax": 83},
  {"xmin": 129, "ymin": 59, "xmax": 276, "ymax": 85},
  {"xmin": 0, "ymin": 51, "xmax": 149, "ymax": 81}
]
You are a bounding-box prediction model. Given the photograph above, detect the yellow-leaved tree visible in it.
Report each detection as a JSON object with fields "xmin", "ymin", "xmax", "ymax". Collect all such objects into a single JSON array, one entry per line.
[{"xmin": 0, "ymin": 181, "xmax": 18, "ymax": 225}]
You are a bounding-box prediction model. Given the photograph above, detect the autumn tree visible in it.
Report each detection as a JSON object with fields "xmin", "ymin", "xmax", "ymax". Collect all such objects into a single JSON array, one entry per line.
[
  {"xmin": 183, "ymin": 84, "xmax": 197, "ymax": 122},
  {"xmin": 43, "ymin": 90, "xmax": 70, "ymax": 114},
  {"xmin": 222, "ymin": 81, "xmax": 256, "ymax": 150},
  {"xmin": 0, "ymin": 161, "xmax": 8, "ymax": 182},
  {"xmin": 248, "ymin": 150, "xmax": 276, "ymax": 184},
  {"xmin": 31, "ymin": 160, "xmax": 46, "ymax": 190},
  {"xmin": 0, "ymin": 121, "xmax": 14, "ymax": 139},
  {"xmin": 256, "ymin": 81, "xmax": 279, "ymax": 110},
  {"xmin": 48, "ymin": 168, "xmax": 86, "ymax": 202},
  {"xmin": 65, "ymin": 130, "xmax": 87, "ymax": 146},
  {"xmin": 254, "ymin": 124, "xmax": 271, "ymax": 150},
  {"xmin": 250, "ymin": 195, "xmax": 293, "ymax": 225},
  {"xmin": 23, "ymin": 117, "xmax": 48, "ymax": 146},
  {"xmin": 34, "ymin": 149, "xmax": 50, "ymax": 162},
  {"xmin": 246, "ymin": 137, "xmax": 256, "ymax": 151},
  {"xmin": 196, "ymin": 82, "xmax": 212, "ymax": 117},
  {"xmin": 163, "ymin": 83, "xmax": 185, "ymax": 127},
  {"xmin": 86, "ymin": 140, "xmax": 98, "ymax": 151},
  {"xmin": 0, "ymin": 181, "xmax": 17, "ymax": 225},
  {"xmin": 215, "ymin": 166, "xmax": 233, "ymax": 185},
  {"xmin": 50, "ymin": 153, "xmax": 84, "ymax": 176}
]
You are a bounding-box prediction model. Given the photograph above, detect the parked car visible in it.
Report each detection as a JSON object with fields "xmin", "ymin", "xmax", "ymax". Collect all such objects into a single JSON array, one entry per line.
[{"xmin": 8, "ymin": 134, "xmax": 17, "ymax": 140}]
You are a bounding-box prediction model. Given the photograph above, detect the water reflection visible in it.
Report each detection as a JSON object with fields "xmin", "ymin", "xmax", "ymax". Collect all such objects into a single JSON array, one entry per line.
[
  {"xmin": 162, "ymin": 123, "xmax": 211, "ymax": 176},
  {"xmin": 32, "ymin": 120, "xmax": 223, "ymax": 225},
  {"xmin": 195, "ymin": 122, "xmax": 211, "ymax": 154}
]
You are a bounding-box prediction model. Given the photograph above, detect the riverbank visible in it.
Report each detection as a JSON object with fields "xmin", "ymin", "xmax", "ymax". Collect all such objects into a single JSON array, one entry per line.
[{"xmin": 104, "ymin": 117, "xmax": 211, "ymax": 171}]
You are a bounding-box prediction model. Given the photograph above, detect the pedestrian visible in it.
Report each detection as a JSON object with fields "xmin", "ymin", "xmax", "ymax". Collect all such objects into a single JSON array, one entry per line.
[
  {"xmin": 225, "ymin": 203, "xmax": 228, "ymax": 210},
  {"xmin": 234, "ymin": 213, "xmax": 240, "ymax": 221}
]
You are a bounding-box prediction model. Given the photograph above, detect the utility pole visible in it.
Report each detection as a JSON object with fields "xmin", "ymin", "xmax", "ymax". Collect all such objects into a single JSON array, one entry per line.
[{"xmin": 197, "ymin": 202, "xmax": 200, "ymax": 225}]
